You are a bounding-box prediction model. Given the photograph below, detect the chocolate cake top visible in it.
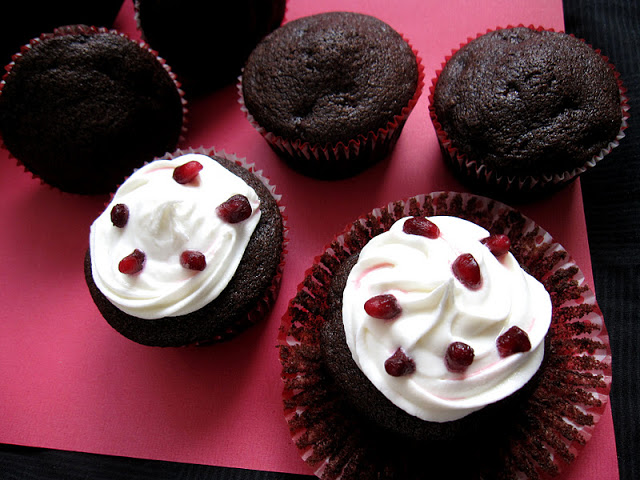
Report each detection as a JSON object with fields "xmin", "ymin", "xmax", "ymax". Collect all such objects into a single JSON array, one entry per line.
[
  {"xmin": 0, "ymin": 30, "xmax": 184, "ymax": 194},
  {"xmin": 242, "ymin": 12, "xmax": 419, "ymax": 146},
  {"xmin": 432, "ymin": 27, "xmax": 623, "ymax": 176}
]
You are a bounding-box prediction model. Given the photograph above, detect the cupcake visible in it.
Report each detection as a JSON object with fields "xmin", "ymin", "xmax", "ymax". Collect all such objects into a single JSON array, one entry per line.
[
  {"xmin": 241, "ymin": 12, "xmax": 424, "ymax": 180},
  {"xmin": 134, "ymin": 0, "xmax": 286, "ymax": 95},
  {"xmin": 85, "ymin": 148, "xmax": 286, "ymax": 346},
  {"xmin": 0, "ymin": 1, "xmax": 125, "ymax": 66},
  {"xmin": 0, "ymin": 25, "xmax": 186, "ymax": 195},
  {"xmin": 279, "ymin": 192, "xmax": 611, "ymax": 479},
  {"xmin": 429, "ymin": 26, "xmax": 629, "ymax": 198}
]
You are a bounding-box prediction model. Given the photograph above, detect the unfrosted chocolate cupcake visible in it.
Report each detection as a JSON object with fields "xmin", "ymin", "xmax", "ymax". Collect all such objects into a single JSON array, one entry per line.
[
  {"xmin": 135, "ymin": 0, "xmax": 286, "ymax": 95},
  {"xmin": 279, "ymin": 192, "xmax": 611, "ymax": 479},
  {"xmin": 0, "ymin": 26, "xmax": 186, "ymax": 195},
  {"xmin": 241, "ymin": 11, "xmax": 423, "ymax": 179},
  {"xmin": 429, "ymin": 26, "xmax": 628, "ymax": 197},
  {"xmin": 85, "ymin": 148, "xmax": 286, "ymax": 346}
]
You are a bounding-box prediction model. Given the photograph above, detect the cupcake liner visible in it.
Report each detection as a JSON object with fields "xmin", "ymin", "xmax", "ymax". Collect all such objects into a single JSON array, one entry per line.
[
  {"xmin": 428, "ymin": 25, "xmax": 629, "ymax": 198},
  {"xmin": 0, "ymin": 24, "xmax": 189, "ymax": 194},
  {"xmin": 157, "ymin": 146, "xmax": 289, "ymax": 345},
  {"xmin": 238, "ymin": 37, "xmax": 425, "ymax": 179},
  {"xmin": 279, "ymin": 191, "xmax": 611, "ymax": 479}
]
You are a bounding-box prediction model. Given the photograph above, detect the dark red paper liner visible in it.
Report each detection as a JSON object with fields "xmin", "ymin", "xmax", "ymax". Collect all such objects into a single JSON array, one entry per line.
[
  {"xmin": 279, "ymin": 191, "xmax": 611, "ymax": 479},
  {"xmin": 161, "ymin": 146, "xmax": 289, "ymax": 345},
  {"xmin": 238, "ymin": 37, "xmax": 425, "ymax": 179},
  {"xmin": 427, "ymin": 25, "xmax": 629, "ymax": 197},
  {"xmin": 0, "ymin": 24, "xmax": 189, "ymax": 194}
]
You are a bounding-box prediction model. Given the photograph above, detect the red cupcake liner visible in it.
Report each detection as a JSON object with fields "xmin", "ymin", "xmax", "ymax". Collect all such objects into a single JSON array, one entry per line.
[
  {"xmin": 279, "ymin": 191, "xmax": 611, "ymax": 479},
  {"xmin": 238, "ymin": 36, "xmax": 425, "ymax": 178},
  {"xmin": 163, "ymin": 146, "xmax": 288, "ymax": 345},
  {"xmin": 0, "ymin": 24, "xmax": 189, "ymax": 194},
  {"xmin": 427, "ymin": 25, "xmax": 629, "ymax": 196}
]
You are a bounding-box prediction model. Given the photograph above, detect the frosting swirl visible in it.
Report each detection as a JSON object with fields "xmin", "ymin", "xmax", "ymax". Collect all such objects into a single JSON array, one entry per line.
[
  {"xmin": 89, "ymin": 154, "xmax": 261, "ymax": 319},
  {"xmin": 342, "ymin": 216, "xmax": 552, "ymax": 422}
]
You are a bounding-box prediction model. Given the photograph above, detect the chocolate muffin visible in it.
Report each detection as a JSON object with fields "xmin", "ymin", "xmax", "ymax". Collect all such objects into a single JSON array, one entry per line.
[
  {"xmin": 241, "ymin": 11, "xmax": 423, "ymax": 179},
  {"xmin": 135, "ymin": 0, "xmax": 286, "ymax": 95},
  {"xmin": 0, "ymin": 26, "xmax": 186, "ymax": 195},
  {"xmin": 430, "ymin": 26, "xmax": 627, "ymax": 197},
  {"xmin": 85, "ymin": 150, "xmax": 285, "ymax": 346}
]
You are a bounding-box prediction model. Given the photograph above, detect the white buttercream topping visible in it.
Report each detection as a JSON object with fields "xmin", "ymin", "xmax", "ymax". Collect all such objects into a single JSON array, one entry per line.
[
  {"xmin": 342, "ymin": 216, "xmax": 552, "ymax": 422},
  {"xmin": 89, "ymin": 154, "xmax": 261, "ymax": 319}
]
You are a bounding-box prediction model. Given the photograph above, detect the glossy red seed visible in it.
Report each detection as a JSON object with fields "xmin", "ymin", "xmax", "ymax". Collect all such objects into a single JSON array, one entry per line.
[
  {"xmin": 216, "ymin": 194, "xmax": 252, "ymax": 224},
  {"xmin": 384, "ymin": 348, "xmax": 416, "ymax": 377},
  {"xmin": 110, "ymin": 203, "xmax": 129, "ymax": 228},
  {"xmin": 452, "ymin": 253, "xmax": 482, "ymax": 289},
  {"xmin": 496, "ymin": 326, "xmax": 532, "ymax": 357},
  {"xmin": 118, "ymin": 249, "xmax": 145, "ymax": 275},
  {"xmin": 481, "ymin": 234, "xmax": 511, "ymax": 257},
  {"xmin": 180, "ymin": 250, "xmax": 206, "ymax": 271},
  {"xmin": 402, "ymin": 216, "xmax": 440, "ymax": 239},
  {"xmin": 445, "ymin": 342, "xmax": 475, "ymax": 373},
  {"xmin": 364, "ymin": 294, "xmax": 402, "ymax": 320},
  {"xmin": 172, "ymin": 160, "xmax": 203, "ymax": 184}
]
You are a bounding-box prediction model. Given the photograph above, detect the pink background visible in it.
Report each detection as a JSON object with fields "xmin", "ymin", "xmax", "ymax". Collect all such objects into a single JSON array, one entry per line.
[{"xmin": 0, "ymin": 0, "xmax": 618, "ymax": 478}]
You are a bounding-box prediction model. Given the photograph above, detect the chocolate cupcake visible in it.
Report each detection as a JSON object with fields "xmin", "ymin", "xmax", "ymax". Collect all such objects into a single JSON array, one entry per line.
[
  {"xmin": 0, "ymin": 25, "xmax": 186, "ymax": 195},
  {"xmin": 429, "ymin": 26, "xmax": 629, "ymax": 198},
  {"xmin": 279, "ymin": 192, "xmax": 611, "ymax": 479},
  {"xmin": 135, "ymin": 0, "xmax": 286, "ymax": 95},
  {"xmin": 241, "ymin": 12, "xmax": 423, "ymax": 179},
  {"xmin": 85, "ymin": 148, "xmax": 286, "ymax": 346}
]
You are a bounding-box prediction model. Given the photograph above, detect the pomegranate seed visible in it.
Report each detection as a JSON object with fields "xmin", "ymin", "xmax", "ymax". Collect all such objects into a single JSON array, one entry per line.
[
  {"xmin": 172, "ymin": 160, "xmax": 203, "ymax": 184},
  {"xmin": 110, "ymin": 203, "xmax": 129, "ymax": 228},
  {"xmin": 216, "ymin": 194, "xmax": 252, "ymax": 224},
  {"xmin": 452, "ymin": 253, "xmax": 482, "ymax": 290},
  {"xmin": 118, "ymin": 249, "xmax": 145, "ymax": 275},
  {"xmin": 481, "ymin": 234, "xmax": 511, "ymax": 257},
  {"xmin": 364, "ymin": 294, "xmax": 402, "ymax": 320},
  {"xmin": 180, "ymin": 250, "xmax": 206, "ymax": 271},
  {"xmin": 384, "ymin": 348, "xmax": 416, "ymax": 377},
  {"xmin": 402, "ymin": 217, "xmax": 440, "ymax": 239},
  {"xmin": 445, "ymin": 342, "xmax": 475, "ymax": 373},
  {"xmin": 497, "ymin": 326, "xmax": 532, "ymax": 357}
]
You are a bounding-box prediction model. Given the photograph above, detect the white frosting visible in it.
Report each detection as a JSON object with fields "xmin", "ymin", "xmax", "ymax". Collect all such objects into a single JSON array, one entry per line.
[
  {"xmin": 89, "ymin": 154, "xmax": 261, "ymax": 319},
  {"xmin": 342, "ymin": 216, "xmax": 552, "ymax": 422}
]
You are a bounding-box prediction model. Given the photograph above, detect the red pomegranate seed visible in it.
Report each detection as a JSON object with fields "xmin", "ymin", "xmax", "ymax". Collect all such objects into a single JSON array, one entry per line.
[
  {"xmin": 180, "ymin": 250, "xmax": 206, "ymax": 271},
  {"xmin": 445, "ymin": 342, "xmax": 475, "ymax": 373},
  {"xmin": 481, "ymin": 234, "xmax": 511, "ymax": 257},
  {"xmin": 497, "ymin": 326, "xmax": 532, "ymax": 357},
  {"xmin": 364, "ymin": 294, "xmax": 402, "ymax": 320},
  {"xmin": 216, "ymin": 194, "xmax": 252, "ymax": 224},
  {"xmin": 452, "ymin": 253, "xmax": 482, "ymax": 290},
  {"xmin": 384, "ymin": 348, "xmax": 416, "ymax": 377},
  {"xmin": 118, "ymin": 249, "xmax": 145, "ymax": 275},
  {"xmin": 110, "ymin": 203, "xmax": 129, "ymax": 228},
  {"xmin": 402, "ymin": 217, "xmax": 440, "ymax": 239},
  {"xmin": 172, "ymin": 160, "xmax": 203, "ymax": 184}
]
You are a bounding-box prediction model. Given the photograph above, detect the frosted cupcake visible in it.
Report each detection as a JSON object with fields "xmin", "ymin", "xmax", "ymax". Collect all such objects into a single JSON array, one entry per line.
[
  {"xmin": 279, "ymin": 192, "xmax": 611, "ymax": 479},
  {"xmin": 85, "ymin": 148, "xmax": 286, "ymax": 346}
]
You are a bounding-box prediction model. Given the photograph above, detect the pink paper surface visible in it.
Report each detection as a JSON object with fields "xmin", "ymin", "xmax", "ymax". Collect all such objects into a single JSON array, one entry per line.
[{"xmin": 0, "ymin": 0, "xmax": 618, "ymax": 478}]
